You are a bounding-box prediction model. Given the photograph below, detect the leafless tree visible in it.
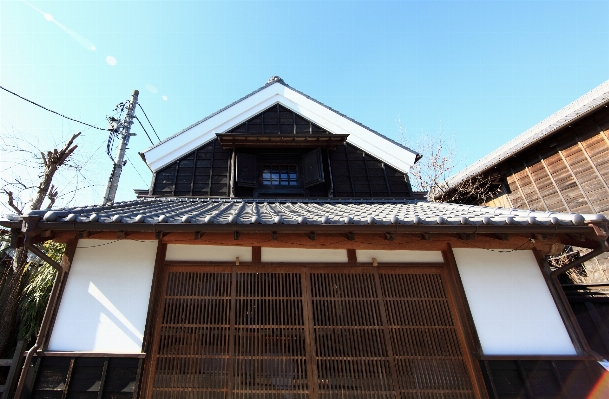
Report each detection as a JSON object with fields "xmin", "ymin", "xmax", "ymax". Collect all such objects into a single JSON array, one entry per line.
[
  {"xmin": 397, "ymin": 117, "xmax": 495, "ymax": 204},
  {"xmin": 0, "ymin": 132, "xmax": 80, "ymax": 357}
]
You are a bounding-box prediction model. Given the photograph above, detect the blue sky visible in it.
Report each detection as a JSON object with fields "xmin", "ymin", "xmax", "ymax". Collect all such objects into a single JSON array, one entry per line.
[{"xmin": 1, "ymin": 0, "xmax": 608, "ymax": 209}]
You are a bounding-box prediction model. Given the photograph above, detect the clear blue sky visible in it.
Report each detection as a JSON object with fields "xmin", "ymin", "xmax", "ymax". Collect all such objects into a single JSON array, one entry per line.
[{"xmin": 1, "ymin": 0, "xmax": 608, "ymax": 208}]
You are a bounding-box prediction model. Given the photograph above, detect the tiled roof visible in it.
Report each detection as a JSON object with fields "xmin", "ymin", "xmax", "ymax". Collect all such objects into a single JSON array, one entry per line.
[
  {"xmin": 7, "ymin": 198, "xmax": 606, "ymax": 227},
  {"xmin": 445, "ymin": 80, "xmax": 609, "ymax": 190}
]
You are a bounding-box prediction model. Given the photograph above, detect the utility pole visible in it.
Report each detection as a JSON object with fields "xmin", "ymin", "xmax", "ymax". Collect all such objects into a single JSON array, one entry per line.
[{"xmin": 103, "ymin": 90, "xmax": 139, "ymax": 205}]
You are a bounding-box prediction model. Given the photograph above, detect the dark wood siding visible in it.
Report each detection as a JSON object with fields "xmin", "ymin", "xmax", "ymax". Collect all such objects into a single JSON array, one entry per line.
[
  {"xmin": 329, "ymin": 143, "xmax": 412, "ymax": 198},
  {"xmin": 152, "ymin": 139, "xmax": 232, "ymax": 197},
  {"xmin": 226, "ymin": 104, "xmax": 331, "ymax": 136},
  {"xmin": 24, "ymin": 356, "xmax": 141, "ymax": 399},
  {"xmin": 480, "ymin": 359, "xmax": 607, "ymax": 399},
  {"xmin": 151, "ymin": 142, "xmax": 413, "ymax": 199}
]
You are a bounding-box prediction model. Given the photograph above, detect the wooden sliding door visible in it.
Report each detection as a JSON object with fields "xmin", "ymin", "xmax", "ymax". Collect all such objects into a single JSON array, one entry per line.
[{"xmin": 147, "ymin": 265, "xmax": 480, "ymax": 399}]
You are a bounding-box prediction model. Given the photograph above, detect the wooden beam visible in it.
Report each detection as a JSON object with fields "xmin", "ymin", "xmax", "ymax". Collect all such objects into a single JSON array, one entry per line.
[
  {"xmin": 189, "ymin": 149, "xmax": 198, "ymax": 196},
  {"xmin": 523, "ymin": 160, "xmax": 549, "ymax": 211},
  {"xmin": 539, "ymin": 155, "xmax": 571, "ymax": 212},
  {"xmin": 509, "ymin": 166, "xmax": 531, "ymax": 210},
  {"xmin": 557, "ymin": 148, "xmax": 596, "ymax": 213}
]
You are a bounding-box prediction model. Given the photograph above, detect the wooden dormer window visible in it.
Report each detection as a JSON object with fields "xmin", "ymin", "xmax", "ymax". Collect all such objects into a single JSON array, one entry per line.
[
  {"xmin": 262, "ymin": 163, "xmax": 299, "ymax": 187},
  {"xmin": 236, "ymin": 148, "xmax": 325, "ymax": 197}
]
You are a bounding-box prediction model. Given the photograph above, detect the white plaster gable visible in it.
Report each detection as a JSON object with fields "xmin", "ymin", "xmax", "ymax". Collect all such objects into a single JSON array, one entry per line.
[{"xmin": 142, "ymin": 81, "xmax": 419, "ymax": 174}]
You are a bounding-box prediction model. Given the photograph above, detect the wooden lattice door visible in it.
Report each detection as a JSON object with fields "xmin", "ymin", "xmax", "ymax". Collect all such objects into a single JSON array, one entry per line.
[{"xmin": 147, "ymin": 266, "xmax": 479, "ymax": 399}]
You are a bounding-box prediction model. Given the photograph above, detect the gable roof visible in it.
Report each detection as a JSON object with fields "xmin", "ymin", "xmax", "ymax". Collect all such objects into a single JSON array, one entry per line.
[
  {"xmin": 141, "ymin": 77, "xmax": 420, "ymax": 174},
  {"xmin": 444, "ymin": 80, "xmax": 609, "ymax": 190}
]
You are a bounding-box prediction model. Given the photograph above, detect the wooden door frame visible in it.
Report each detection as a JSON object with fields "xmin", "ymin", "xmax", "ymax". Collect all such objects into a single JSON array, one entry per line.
[{"xmin": 141, "ymin": 260, "xmax": 488, "ymax": 399}]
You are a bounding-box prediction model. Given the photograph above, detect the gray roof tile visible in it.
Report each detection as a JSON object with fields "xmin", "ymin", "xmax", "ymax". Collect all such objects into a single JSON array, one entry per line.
[{"xmin": 6, "ymin": 198, "xmax": 606, "ymax": 227}]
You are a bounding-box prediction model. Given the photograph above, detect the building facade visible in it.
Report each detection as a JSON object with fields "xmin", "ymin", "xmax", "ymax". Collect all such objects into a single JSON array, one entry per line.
[{"xmin": 3, "ymin": 78, "xmax": 609, "ymax": 399}]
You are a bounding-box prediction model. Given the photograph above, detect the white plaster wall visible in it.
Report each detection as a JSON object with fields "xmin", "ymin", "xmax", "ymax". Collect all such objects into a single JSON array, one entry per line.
[
  {"xmin": 261, "ymin": 248, "xmax": 348, "ymax": 263},
  {"xmin": 166, "ymin": 244, "xmax": 252, "ymax": 262},
  {"xmin": 452, "ymin": 249, "xmax": 576, "ymax": 355},
  {"xmin": 48, "ymin": 240, "xmax": 158, "ymax": 353},
  {"xmin": 356, "ymin": 250, "xmax": 443, "ymax": 263}
]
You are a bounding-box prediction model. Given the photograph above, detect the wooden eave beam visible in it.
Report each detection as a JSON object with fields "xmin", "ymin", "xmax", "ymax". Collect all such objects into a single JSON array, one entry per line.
[
  {"xmin": 18, "ymin": 220, "xmax": 604, "ymax": 238},
  {"xmin": 215, "ymin": 133, "xmax": 349, "ymax": 149}
]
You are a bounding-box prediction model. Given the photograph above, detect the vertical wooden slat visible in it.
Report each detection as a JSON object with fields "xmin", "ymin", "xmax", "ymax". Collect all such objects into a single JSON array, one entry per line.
[
  {"xmin": 483, "ymin": 361, "xmax": 499, "ymax": 399},
  {"xmin": 97, "ymin": 358, "xmax": 108, "ymax": 399},
  {"xmin": 374, "ymin": 269, "xmax": 400, "ymax": 397},
  {"xmin": 326, "ymin": 149, "xmax": 334, "ymax": 197},
  {"xmin": 516, "ymin": 360, "xmax": 534, "ymax": 399},
  {"xmin": 539, "ymin": 155, "xmax": 571, "ymax": 212},
  {"xmin": 171, "ymin": 160, "xmax": 180, "ymax": 196},
  {"xmin": 208, "ymin": 140, "xmax": 216, "ymax": 197},
  {"xmin": 550, "ymin": 360, "xmax": 566, "ymax": 395},
  {"xmin": 229, "ymin": 149, "xmax": 235, "ymax": 198},
  {"xmin": 189, "ymin": 149, "xmax": 198, "ymax": 196},
  {"xmin": 362, "ymin": 153, "xmax": 373, "ymax": 196},
  {"xmin": 228, "ymin": 268, "xmax": 236, "ymax": 399},
  {"xmin": 252, "ymin": 246, "xmax": 261, "ymax": 264},
  {"xmin": 145, "ymin": 267, "xmax": 169, "ymax": 398},
  {"xmin": 381, "ymin": 162, "xmax": 392, "ymax": 197},
  {"xmin": 510, "ymin": 166, "xmax": 532, "ymax": 210},
  {"xmin": 557, "ymin": 148, "xmax": 596, "ymax": 213},
  {"xmin": 343, "ymin": 144, "xmax": 355, "ymax": 196},
  {"xmin": 523, "ymin": 161, "xmax": 549, "ymax": 211},
  {"xmin": 61, "ymin": 358, "xmax": 74, "ymax": 399},
  {"xmin": 346, "ymin": 249, "xmax": 357, "ymax": 264},
  {"xmin": 577, "ymin": 135, "xmax": 609, "ymax": 189}
]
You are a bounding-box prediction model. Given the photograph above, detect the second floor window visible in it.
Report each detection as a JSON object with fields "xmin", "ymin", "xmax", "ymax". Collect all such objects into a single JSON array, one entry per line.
[{"xmin": 262, "ymin": 163, "xmax": 299, "ymax": 187}]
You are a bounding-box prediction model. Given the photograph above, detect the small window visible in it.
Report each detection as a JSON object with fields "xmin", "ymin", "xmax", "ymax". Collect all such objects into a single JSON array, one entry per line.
[{"xmin": 262, "ymin": 163, "xmax": 299, "ymax": 187}]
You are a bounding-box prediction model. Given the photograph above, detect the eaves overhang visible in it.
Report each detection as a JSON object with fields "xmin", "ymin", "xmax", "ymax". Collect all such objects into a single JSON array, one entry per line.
[
  {"xmin": 1, "ymin": 220, "xmax": 602, "ymax": 237},
  {"xmin": 2, "ymin": 199, "xmax": 607, "ymax": 238}
]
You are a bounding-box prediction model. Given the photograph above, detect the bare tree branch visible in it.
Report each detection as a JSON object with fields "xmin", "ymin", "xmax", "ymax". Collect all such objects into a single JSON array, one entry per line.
[
  {"xmin": 2, "ymin": 189, "xmax": 23, "ymax": 215},
  {"xmin": 46, "ymin": 185, "xmax": 58, "ymax": 209},
  {"xmin": 398, "ymin": 118, "xmax": 496, "ymax": 203},
  {"xmin": 29, "ymin": 132, "xmax": 81, "ymax": 211}
]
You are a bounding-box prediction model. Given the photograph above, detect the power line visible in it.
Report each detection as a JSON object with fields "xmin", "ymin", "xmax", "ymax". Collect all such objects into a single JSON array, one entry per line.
[
  {"xmin": 0, "ymin": 84, "xmax": 106, "ymax": 131},
  {"xmin": 134, "ymin": 116, "xmax": 154, "ymax": 145},
  {"xmin": 125, "ymin": 153, "xmax": 149, "ymax": 185},
  {"xmin": 137, "ymin": 103, "xmax": 161, "ymax": 141}
]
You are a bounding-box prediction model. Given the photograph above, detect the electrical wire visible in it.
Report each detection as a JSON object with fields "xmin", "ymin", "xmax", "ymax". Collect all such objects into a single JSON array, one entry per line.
[
  {"xmin": 0, "ymin": 85, "xmax": 106, "ymax": 131},
  {"xmin": 125, "ymin": 153, "xmax": 149, "ymax": 185},
  {"xmin": 134, "ymin": 116, "xmax": 154, "ymax": 145},
  {"xmin": 137, "ymin": 103, "xmax": 161, "ymax": 141}
]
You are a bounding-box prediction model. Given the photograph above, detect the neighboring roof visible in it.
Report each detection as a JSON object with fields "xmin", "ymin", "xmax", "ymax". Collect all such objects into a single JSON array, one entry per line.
[
  {"xmin": 141, "ymin": 77, "xmax": 420, "ymax": 174},
  {"xmin": 445, "ymin": 80, "xmax": 609, "ymax": 190},
  {"xmin": 4, "ymin": 198, "xmax": 605, "ymax": 230}
]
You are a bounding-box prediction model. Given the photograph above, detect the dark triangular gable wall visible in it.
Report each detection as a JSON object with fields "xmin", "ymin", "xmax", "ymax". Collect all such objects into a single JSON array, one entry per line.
[
  {"xmin": 151, "ymin": 105, "xmax": 413, "ymax": 198},
  {"xmin": 226, "ymin": 104, "xmax": 331, "ymax": 135},
  {"xmin": 152, "ymin": 139, "xmax": 231, "ymax": 197},
  {"xmin": 329, "ymin": 143, "xmax": 413, "ymax": 198}
]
